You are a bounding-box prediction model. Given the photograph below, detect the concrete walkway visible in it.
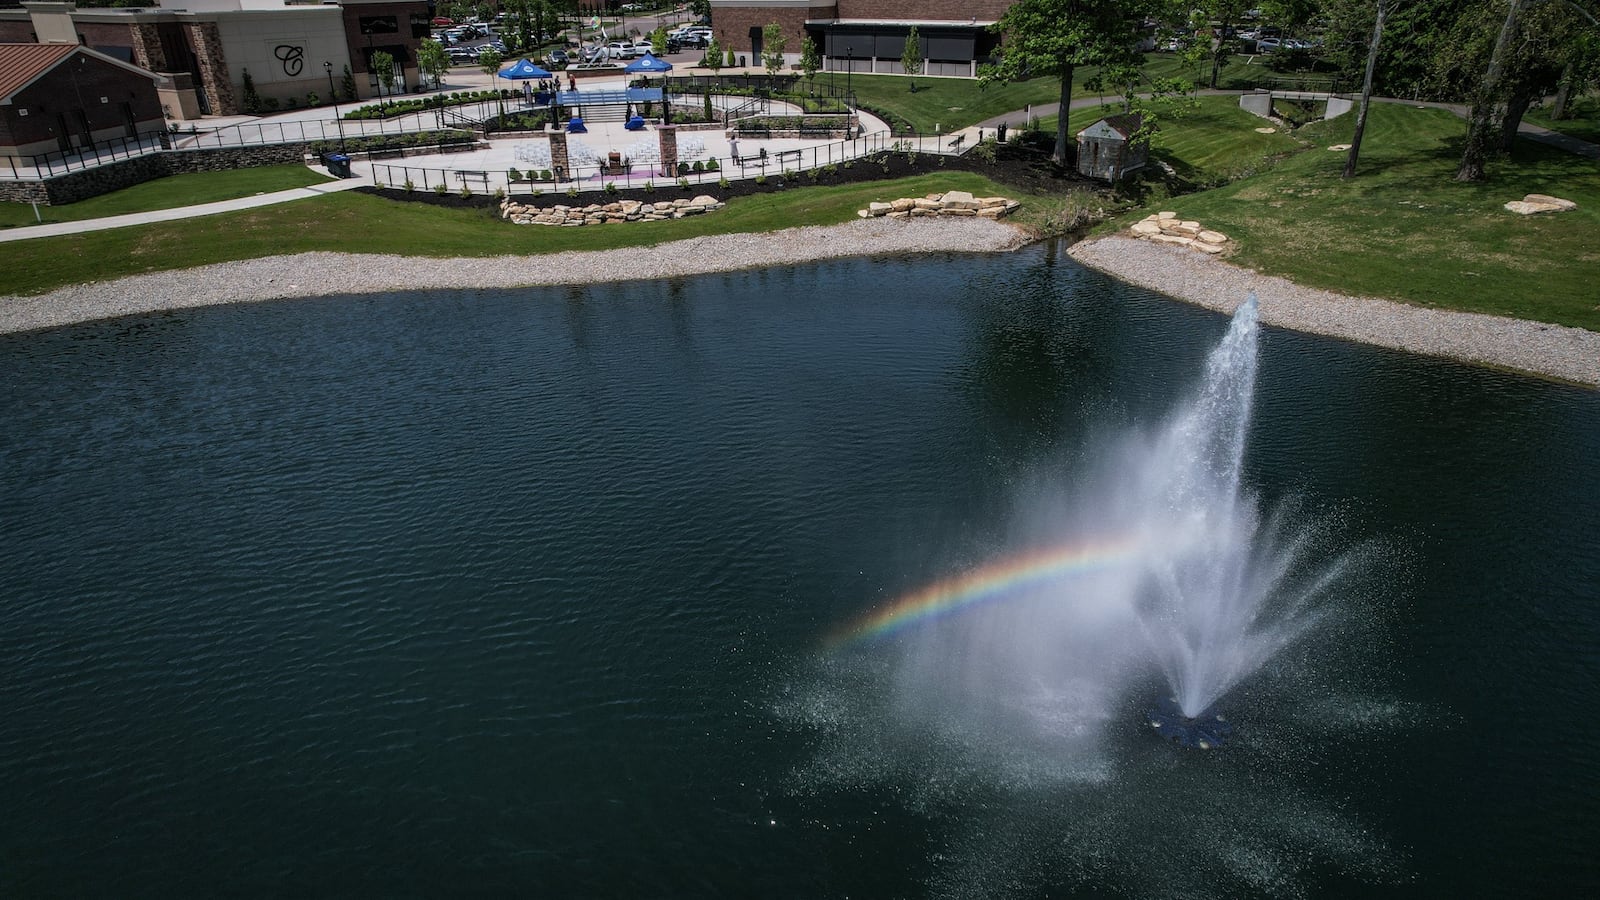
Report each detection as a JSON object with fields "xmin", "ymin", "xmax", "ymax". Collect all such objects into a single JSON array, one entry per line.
[{"xmin": 0, "ymin": 175, "xmax": 368, "ymax": 244}]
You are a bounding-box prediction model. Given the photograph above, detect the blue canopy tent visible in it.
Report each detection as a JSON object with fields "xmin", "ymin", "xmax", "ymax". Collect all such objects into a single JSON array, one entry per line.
[
  {"xmin": 624, "ymin": 53, "xmax": 672, "ymax": 74},
  {"xmin": 498, "ymin": 58, "xmax": 554, "ymax": 80},
  {"xmin": 623, "ymin": 54, "xmax": 673, "ymax": 125},
  {"xmin": 500, "ymin": 58, "xmax": 557, "ymax": 123}
]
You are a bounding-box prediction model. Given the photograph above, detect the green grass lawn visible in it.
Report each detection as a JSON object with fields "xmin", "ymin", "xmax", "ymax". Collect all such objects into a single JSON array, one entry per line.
[
  {"xmin": 843, "ymin": 73, "xmax": 1074, "ymax": 133},
  {"xmin": 1523, "ymin": 93, "xmax": 1600, "ymax": 144},
  {"xmin": 1034, "ymin": 95, "xmax": 1303, "ymax": 187},
  {"xmin": 1120, "ymin": 102, "xmax": 1600, "ymax": 330},
  {"xmin": 2, "ymin": 171, "xmax": 1047, "ymax": 297},
  {"xmin": 0, "ymin": 164, "xmax": 330, "ymax": 229}
]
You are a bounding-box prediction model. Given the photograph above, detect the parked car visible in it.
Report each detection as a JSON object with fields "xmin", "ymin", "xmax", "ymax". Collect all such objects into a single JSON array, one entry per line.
[
  {"xmin": 545, "ymin": 49, "xmax": 570, "ymax": 69},
  {"xmin": 1254, "ymin": 37, "xmax": 1281, "ymax": 52},
  {"xmin": 606, "ymin": 40, "xmax": 637, "ymax": 59},
  {"xmin": 629, "ymin": 40, "xmax": 657, "ymax": 57}
]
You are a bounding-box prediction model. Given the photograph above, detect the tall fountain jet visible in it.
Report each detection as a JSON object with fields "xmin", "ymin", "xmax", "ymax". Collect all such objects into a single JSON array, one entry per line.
[{"xmin": 1131, "ymin": 295, "xmax": 1342, "ymax": 746}]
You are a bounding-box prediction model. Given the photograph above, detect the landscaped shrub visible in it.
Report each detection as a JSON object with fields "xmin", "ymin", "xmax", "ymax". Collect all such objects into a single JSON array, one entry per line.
[
  {"xmin": 308, "ymin": 129, "xmax": 475, "ymax": 155},
  {"xmin": 507, "ymin": 167, "xmax": 522, "ymax": 181},
  {"xmin": 677, "ymin": 161, "xmax": 691, "ymax": 175},
  {"xmin": 434, "ymin": 183, "xmax": 448, "ymax": 195},
  {"xmin": 705, "ymin": 158, "xmax": 719, "ymax": 172},
  {"xmin": 539, "ymin": 169, "xmax": 553, "ymax": 181},
  {"xmin": 692, "ymin": 160, "xmax": 705, "ymax": 173}
]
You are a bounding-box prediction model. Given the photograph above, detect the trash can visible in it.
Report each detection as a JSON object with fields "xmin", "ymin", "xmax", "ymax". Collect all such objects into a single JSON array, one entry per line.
[
  {"xmin": 324, "ymin": 153, "xmax": 351, "ymax": 178},
  {"xmin": 997, "ymin": 122, "xmax": 1008, "ymax": 143},
  {"xmin": 739, "ymin": 55, "xmax": 746, "ymax": 67}
]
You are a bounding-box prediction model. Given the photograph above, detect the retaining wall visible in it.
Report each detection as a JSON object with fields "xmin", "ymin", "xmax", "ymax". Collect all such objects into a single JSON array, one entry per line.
[{"xmin": 2, "ymin": 144, "xmax": 313, "ymax": 206}]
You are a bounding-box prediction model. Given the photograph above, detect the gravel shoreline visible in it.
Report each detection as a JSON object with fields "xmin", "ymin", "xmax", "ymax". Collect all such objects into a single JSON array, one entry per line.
[
  {"xmin": 5, "ymin": 220, "xmax": 1595, "ymax": 388},
  {"xmin": 1069, "ymin": 235, "xmax": 1600, "ymax": 388},
  {"xmin": 0, "ymin": 217, "xmax": 1031, "ymax": 336}
]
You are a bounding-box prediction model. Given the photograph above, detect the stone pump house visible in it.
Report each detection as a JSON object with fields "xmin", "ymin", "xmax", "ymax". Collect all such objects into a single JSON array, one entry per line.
[{"xmin": 1076, "ymin": 113, "xmax": 1150, "ymax": 182}]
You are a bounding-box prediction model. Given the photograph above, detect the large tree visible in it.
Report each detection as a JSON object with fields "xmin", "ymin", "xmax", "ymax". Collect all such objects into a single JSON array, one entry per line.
[
  {"xmin": 979, "ymin": 0, "xmax": 1153, "ymax": 166},
  {"xmin": 1452, "ymin": 0, "xmax": 1597, "ymax": 180}
]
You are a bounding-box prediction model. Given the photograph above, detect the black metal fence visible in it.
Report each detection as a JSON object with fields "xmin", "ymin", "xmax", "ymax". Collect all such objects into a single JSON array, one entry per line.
[
  {"xmin": 369, "ymin": 131, "xmax": 965, "ymax": 197},
  {"xmin": 3, "ymin": 131, "xmax": 171, "ymax": 179}
]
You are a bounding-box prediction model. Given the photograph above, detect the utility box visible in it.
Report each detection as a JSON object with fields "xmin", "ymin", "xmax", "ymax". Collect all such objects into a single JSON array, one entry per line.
[{"xmin": 324, "ymin": 153, "xmax": 351, "ymax": 178}]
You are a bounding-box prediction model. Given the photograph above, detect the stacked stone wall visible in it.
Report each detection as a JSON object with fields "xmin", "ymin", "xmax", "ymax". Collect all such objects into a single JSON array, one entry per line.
[
  {"xmin": 185, "ymin": 21, "xmax": 235, "ymax": 115},
  {"xmin": 2, "ymin": 144, "xmax": 313, "ymax": 205}
]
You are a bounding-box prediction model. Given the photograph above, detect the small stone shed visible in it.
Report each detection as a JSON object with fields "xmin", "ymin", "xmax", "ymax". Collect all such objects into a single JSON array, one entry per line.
[{"xmin": 1076, "ymin": 114, "xmax": 1151, "ymax": 182}]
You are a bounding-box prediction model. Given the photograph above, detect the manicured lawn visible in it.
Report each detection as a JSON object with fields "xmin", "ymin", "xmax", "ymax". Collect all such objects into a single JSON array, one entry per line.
[
  {"xmin": 1523, "ymin": 94, "xmax": 1600, "ymax": 144},
  {"xmin": 1036, "ymin": 95, "xmax": 1303, "ymax": 187},
  {"xmin": 1, "ymin": 172, "xmax": 1048, "ymax": 297},
  {"xmin": 1119, "ymin": 102, "xmax": 1600, "ymax": 330},
  {"xmin": 0, "ymin": 164, "xmax": 331, "ymax": 229},
  {"xmin": 844, "ymin": 73, "xmax": 1070, "ymax": 133}
]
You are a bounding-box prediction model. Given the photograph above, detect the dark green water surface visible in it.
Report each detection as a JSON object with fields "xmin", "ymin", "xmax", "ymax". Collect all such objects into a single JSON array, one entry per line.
[{"xmin": 2, "ymin": 243, "xmax": 1596, "ymax": 897}]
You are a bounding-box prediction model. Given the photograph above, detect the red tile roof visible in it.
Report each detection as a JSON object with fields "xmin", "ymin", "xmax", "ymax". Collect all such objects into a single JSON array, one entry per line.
[{"xmin": 0, "ymin": 43, "xmax": 81, "ymax": 102}]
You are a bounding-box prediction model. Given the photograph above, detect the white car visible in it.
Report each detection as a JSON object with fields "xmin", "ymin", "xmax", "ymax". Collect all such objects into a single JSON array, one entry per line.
[
  {"xmin": 629, "ymin": 40, "xmax": 658, "ymax": 57},
  {"xmin": 606, "ymin": 41, "xmax": 637, "ymax": 59}
]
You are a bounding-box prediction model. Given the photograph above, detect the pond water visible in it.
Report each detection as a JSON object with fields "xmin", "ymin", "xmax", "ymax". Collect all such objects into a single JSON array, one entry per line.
[{"xmin": 2, "ymin": 243, "xmax": 1597, "ymax": 898}]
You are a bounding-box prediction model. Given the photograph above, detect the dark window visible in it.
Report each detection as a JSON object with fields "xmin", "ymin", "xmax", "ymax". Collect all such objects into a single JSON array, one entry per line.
[
  {"xmin": 410, "ymin": 14, "xmax": 431, "ymax": 39},
  {"xmin": 359, "ymin": 16, "xmax": 399, "ymax": 36}
]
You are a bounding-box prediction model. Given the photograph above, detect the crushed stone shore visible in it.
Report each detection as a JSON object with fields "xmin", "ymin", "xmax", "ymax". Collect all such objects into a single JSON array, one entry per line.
[
  {"xmin": 1068, "ymin": 235, "xmax": 1599, "ymax": 388},
  {"xmin": 0, "ymin": 217, "xmax": 1031, "ymax": 336},
  {"xmin": 4, "ymin": 220, "xmax": 1595, "ymax": 388}
]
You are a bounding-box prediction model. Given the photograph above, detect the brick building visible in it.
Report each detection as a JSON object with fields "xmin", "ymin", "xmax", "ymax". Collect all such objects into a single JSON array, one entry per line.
[
  {"xmin": 708, "ymin": 0, "xmax": 1013, "ymax": 77},
  {"xmin": 0, "ymin": 0, "xmax": 432, "ymax": 118},
  {"xmin": 0, "ymin": 41, "xmax": 164, "ymax": 157}
]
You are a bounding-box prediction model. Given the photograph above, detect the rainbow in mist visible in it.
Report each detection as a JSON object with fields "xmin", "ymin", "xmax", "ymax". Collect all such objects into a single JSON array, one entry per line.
[{"xmin": 831, "ymin": 535, "xmax": 1143, "ymax": 648}]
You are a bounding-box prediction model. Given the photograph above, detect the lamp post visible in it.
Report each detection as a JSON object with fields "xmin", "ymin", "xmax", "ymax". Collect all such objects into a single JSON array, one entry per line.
[
  {"xmin": 846, "ymin": 45, "xmax": 853, "ymax": 96},
  {"xmin": 324, "ymin": 61, "xmax": 346, "ymax": 152},
  {"xmin": 364, "ymin": 24, "xmax": 381, "ymax": 106}
]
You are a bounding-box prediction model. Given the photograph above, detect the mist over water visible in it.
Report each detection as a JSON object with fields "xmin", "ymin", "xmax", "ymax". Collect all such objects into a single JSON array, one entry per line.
[{"xmin": 796, "ymin": 296, "xmax": 1405, "ymax": 897}]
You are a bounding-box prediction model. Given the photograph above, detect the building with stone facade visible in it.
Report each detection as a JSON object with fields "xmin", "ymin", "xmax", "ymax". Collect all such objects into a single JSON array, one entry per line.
[
  {"xmin": 0, "ymin": 41, "xmax": 164, "ymax": 157},
  {"xmin": 0, "ymin": 0, "xmax": 432, "ymax": 118},
  {"xmin": 707, "ymin": 0, "xmax": 1014, "ymax": 78}
]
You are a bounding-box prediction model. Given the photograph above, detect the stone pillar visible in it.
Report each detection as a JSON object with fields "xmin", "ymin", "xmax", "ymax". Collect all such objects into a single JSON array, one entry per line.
[
  {"xmin": 184, "ymin": 21, "xmax": 236, "ymax": 115},
  {"xmin": 657, "ymin": 124, "xmax": 678, "ymax": 178},
  {"xmin": 131, "ymin": 24, "xmax": 168, "ymax": 72},
  {"xmin": 547, "ymin": 125, "xmax": 570, "ymax": 183}
]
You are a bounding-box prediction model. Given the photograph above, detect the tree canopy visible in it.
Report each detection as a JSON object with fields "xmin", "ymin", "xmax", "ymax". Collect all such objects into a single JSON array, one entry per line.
[{"xmin": 980, "ymin": 0, "xmax": 1158, "ymax": 165}]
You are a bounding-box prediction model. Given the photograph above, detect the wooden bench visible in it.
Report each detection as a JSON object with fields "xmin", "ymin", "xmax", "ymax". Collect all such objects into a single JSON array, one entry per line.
[{"xmin": 455, "ymin": 170, "xmax": 491, "ymax": 189}]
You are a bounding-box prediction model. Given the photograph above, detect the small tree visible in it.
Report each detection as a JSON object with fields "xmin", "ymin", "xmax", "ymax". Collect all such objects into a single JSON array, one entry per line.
[
  {"xmin": 478, "ymin": 48, "xmax": 505, "ymax": 119},
  {"xmin": 341, "ymin": 64, "xmax": 356, "ymax": 103},
  {"xmin": 371, "ymin": 50, "xmax": 396, "ymax": 108},
  {"xmin": 799, "ymin": 34, "xmax": 821, "ymax": 91},
  {"xmin": 705, "ymin": 38, "xmax": 723, "ymax": 78},
  {"xmin": 418, "ymin": 39, "xmax": 449, "ymax": 90},
  {"xmin": 901, "ymin": 26, "xmax": 922, "ymax": 92},
  {"xmin": 761, "ymin": 22, "xmax": 786, "ymax": 85},
  {"xmin": 241, "ymin": 68, "xmax": 262, "ymax": 114},
  {"xmin": 650, "ymin": 26, "xmax": 668, "ymax": 56}
]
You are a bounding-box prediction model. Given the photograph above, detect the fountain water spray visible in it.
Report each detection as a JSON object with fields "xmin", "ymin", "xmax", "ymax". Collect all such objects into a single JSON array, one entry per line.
[{"xmin": 1126, "ymin": 295, "xmax": 1343, "ymax": 744}]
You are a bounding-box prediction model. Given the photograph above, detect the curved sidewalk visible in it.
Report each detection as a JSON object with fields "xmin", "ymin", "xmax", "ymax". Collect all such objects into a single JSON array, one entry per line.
[{"xmin": 0, "ymin": 175, "xmax": 368, "ymax": 244}]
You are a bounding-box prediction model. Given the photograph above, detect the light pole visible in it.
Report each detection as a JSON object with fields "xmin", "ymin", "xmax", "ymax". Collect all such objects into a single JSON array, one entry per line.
[
  {"xmin": 846, "ymin": 45, "xmax": 853, "ymax": 96},
  {"xmin": 324, "ymin": 61, "xmax": 346, "ymax": 152}
]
